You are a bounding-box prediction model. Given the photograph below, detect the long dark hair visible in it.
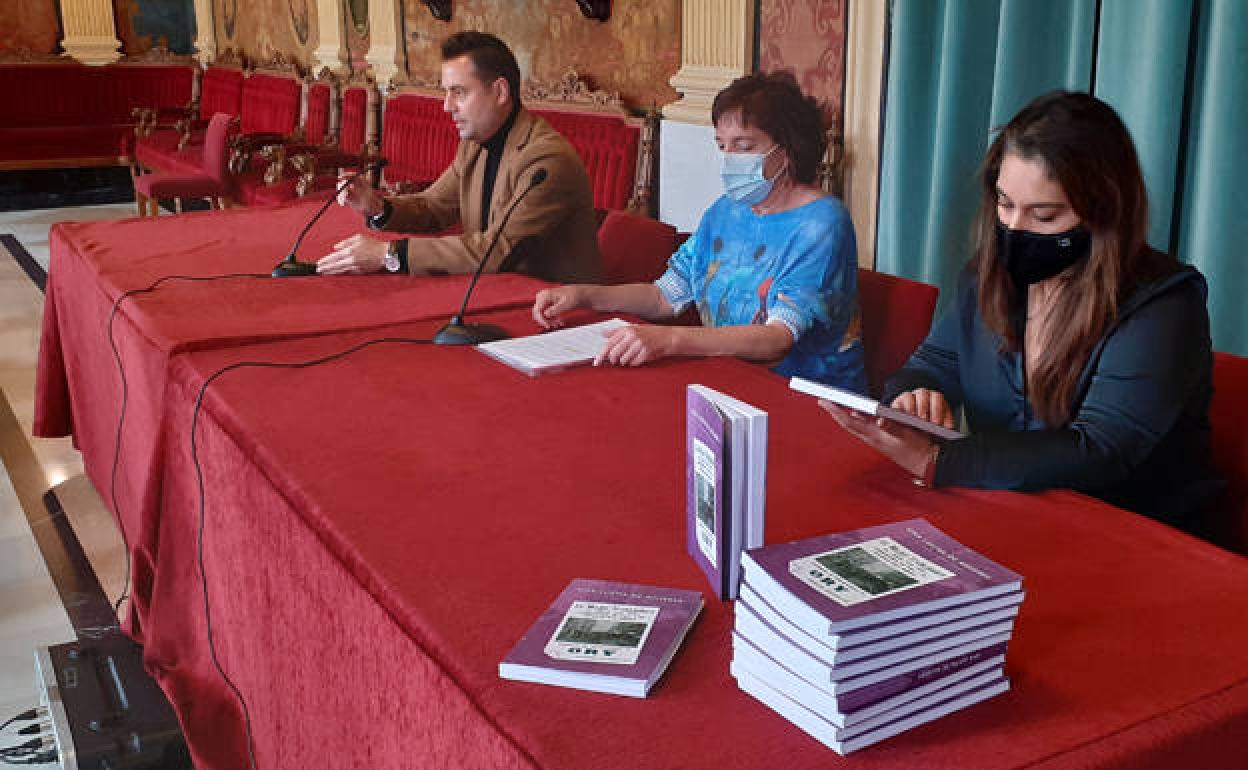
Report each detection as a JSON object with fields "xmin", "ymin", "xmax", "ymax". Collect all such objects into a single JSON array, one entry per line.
[{"xmin": 974, "ymin": 91, "xmax": 1176, "ymax": 425}]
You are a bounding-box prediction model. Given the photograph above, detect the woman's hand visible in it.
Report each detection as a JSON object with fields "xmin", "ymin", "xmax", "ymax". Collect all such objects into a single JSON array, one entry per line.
[
  {"xmin": 819, "ymin": 401, "xmax": 936, "ymax": 478},
  {"xmin": 532, "ymin": 285, "xmax": 588, "ymax": 329},
  {"xmin": 890, "ymin": 388, "xmax": 956, "ymax": 430},
  {"xmin": 595, "ymin": 324, "xmax": 678, "ymax": 367}
]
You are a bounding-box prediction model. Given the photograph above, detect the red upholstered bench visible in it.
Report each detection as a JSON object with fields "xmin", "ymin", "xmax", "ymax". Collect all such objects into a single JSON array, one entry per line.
[
  {"xmin": 378, "ymin": 71, "xmax": 656, "ymax": 215},
  {"xmin": 379, "ymin": 88, "xmax": 458, "ymax": 194},
  {"xmin": 0, "ymin": 58, "xmax": 194, "ymax": 171}
]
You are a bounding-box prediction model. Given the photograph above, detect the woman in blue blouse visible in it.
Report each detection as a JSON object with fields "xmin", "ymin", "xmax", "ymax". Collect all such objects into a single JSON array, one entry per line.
[
  {"xmin": 823, "ymin": 92, "xmax": 1218, "ymax": 527},
  {"xmin": 532, "ymin": 72, "xmax": 866, "ymax": 392}
]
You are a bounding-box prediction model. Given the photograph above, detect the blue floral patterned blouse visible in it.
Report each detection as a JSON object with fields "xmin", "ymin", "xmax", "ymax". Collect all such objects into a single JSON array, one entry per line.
[{"xmin": 655, "ymin": 195, "xmax": 866, "ymax": 392}]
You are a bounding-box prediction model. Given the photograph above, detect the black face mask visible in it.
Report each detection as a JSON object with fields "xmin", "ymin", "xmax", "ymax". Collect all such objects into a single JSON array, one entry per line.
[{"xmin": 995, "ymin": 223, "xmax": 1092, "ymax": 287}]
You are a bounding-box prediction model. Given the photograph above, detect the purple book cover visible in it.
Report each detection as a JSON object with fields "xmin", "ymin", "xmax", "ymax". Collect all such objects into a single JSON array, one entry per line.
[
  {"xmin": 500, "ymin": 579, "xmax": 704, "ymax": 689},
  {"xmin": 744, "ymin": 519, "xmax": 1022, "ymax": 634},
  {"xmin": 837, "ymin": 641, "xmax": 1008, "ymax": 713},
  {"xmin": 687, "ymin": 386, "xmax": 730, "ymax": 598}
]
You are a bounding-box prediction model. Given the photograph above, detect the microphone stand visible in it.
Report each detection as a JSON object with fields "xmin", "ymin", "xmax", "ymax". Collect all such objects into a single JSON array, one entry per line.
[
  {"xmin": 432, "ymin": 169, "xmax": 547, "ymax": 345},
  {"xmin": 272, "ymin": 159, "xmax": 386, "ymax": 278}
]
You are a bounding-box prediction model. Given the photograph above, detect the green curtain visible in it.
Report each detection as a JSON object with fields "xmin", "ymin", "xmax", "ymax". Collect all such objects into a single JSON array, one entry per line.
[{"xmin": 877, "ymin": 0, "xmax": 1248, "ymax": 356}]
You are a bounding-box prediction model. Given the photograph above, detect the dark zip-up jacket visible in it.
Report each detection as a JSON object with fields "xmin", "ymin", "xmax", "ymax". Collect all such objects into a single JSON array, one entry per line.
[{"xmin": 884, "ymin": 263, "xmax": 1220, "ymax": 526}]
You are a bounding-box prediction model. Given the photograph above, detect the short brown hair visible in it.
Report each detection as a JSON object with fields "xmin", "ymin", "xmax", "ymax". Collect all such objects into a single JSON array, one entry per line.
[
  {"xmin": 711, "ymin": 71, "xmax": 828, "ymax": 185},
  {"xmin": 441, "ymin": 31, "xmax": 521, "ymax": 106}
]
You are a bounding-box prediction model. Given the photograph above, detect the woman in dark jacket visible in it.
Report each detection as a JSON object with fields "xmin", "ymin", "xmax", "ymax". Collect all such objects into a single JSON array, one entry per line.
[{"xmin": 823, "ymin": 91, "xmax": 1219, "ymax": 528}]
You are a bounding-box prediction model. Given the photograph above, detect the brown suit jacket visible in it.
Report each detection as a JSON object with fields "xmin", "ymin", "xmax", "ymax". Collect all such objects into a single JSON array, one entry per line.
[{"xmin": 380, "ymin": 108, "xmax": 603, "ymax": 283}]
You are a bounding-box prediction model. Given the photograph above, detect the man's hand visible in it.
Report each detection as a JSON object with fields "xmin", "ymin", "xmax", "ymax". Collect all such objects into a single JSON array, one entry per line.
[
  {"xmin": 316, "ymin": 234, "xmax": 389, "ymax": 274},
  {"xmin": 337, "ymin": 173, "xmax": 384, "ymax": 218},
  {"xmin": 532, "ymin": 285, "xmax": 587, "ymax": 329},
  {"xmin": 594, "ymin": 324, "xmax": 677, "ymax": 367}
]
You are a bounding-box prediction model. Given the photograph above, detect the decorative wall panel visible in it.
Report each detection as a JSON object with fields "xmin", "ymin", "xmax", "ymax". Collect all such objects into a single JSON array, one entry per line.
[
  {"xmin": 401, "ymin": 0, "xmax": 680, "ymax": 109},
  {"xmin": 0, "ymin": 1, "xmax": 61, "ymax": 58},
  {"xmin": 759, "ymin": 0, "xmax": 846, "ymax": 116},
  {"xmin": 115, "ymin": 0, "xmax": 196, "ymax": 55},
  {"xmin": 214, "ymin": 0, "xmax": 320, "ymax": 68}
]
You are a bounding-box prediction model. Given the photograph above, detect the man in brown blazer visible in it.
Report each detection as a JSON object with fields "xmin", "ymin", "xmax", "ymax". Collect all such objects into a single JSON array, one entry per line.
[{"xmin": 318, "ymin": 31, "xmax": 603, "ymax": 284}]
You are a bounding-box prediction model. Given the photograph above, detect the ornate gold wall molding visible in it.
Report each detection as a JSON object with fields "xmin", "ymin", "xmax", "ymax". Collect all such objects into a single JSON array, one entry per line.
[
  {"xmin": 843, "ymin": 0, "xmax": 886, "ymax": 268},
  {"xmin": 666, "ymin": 0, "xmax": 754, "ymax": 125},
  {"xmin": 59, "ymin": 0, "xmax": 122, "ymax": 65}
]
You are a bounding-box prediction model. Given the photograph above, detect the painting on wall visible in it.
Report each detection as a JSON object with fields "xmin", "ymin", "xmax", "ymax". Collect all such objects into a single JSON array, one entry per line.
[
  {"xmin": 759, "ymin": 0, "xmax": 847, "ymax": 119},
  {"xmin": 214, "ymin": 0, "xmax": 319, "ymax": 68},
  {"xmin": 401, "ymin": 0, "xmax": 681, "ymax": 110},
  {"xmin": 0, "ymin": 0, "xmax": 60, "ymax": 58},
  {"xmin": 116, "ymin": 0, "xmax": 196, "ymax": 55}
]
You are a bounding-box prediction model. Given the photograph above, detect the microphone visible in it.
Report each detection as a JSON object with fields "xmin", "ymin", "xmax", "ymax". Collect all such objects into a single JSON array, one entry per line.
[
  {"xmin": 272, "ymin": 157, "xmax": 389, "ymax": 277},
  {"xmin": 432, "ymin": 168, "xmax": 548, "ymax": 345}
]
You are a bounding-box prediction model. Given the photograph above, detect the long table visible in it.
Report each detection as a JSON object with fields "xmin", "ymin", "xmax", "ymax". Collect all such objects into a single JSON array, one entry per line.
[
  {"xmin": 135, "ymin": 306, "xmax": 1248, "ymax": 770},
  {"xmin": 33, "ymin": 210, "xmax": 1248, "ymax": 769},
  {"xmin": 33, "ymin": 202, "xmax": 550, "ymax": 635}
]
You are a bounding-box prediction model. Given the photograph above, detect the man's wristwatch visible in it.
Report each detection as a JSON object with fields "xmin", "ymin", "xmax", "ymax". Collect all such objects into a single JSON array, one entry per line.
[{"xmin": 383, "ymin": 239, "xmax": 404, "ymax": 273}]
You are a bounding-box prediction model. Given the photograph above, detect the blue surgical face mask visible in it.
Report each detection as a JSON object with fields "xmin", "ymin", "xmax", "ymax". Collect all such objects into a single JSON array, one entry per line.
[{"xmin": 720, "ymin": 145, "xmax": 781, "ymax": 206}]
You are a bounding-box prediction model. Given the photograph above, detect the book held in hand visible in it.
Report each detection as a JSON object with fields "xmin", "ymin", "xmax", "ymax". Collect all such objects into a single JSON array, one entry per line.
[
  {"xmin": 477, "ymin": 318, "xmax": 630, "ymax": 375},
  {"xmin": 499, "ymin": 579, "xmax": 703, "ymax": 698},
  {"xmin": 686, "ymin": 385, "xmax": 767, "ymax": 599},
  {"xmin": 789, "ymin": 376, "xmax": 964, "ymax": 440}
]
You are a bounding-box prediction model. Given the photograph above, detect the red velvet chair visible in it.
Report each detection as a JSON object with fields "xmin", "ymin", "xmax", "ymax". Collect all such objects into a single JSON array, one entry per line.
[
  {"xmin": 597, "ymin": 209, "xmax": 679, "ymax": 285},
  {"xmin": 1207, "ymin": 351, "xmax": 1248, "ymax": 555},
  {"xmin": 857, "ymin": 268, "xmax": 939, "ymax": 397},
  {"xmin": 134, "ymin": 112, "xmax": 235, "ymax": 216}
]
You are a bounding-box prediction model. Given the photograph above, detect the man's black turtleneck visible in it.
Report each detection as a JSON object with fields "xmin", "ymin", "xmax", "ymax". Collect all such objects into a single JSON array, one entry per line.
[{"xmin": 480, "ymin": 102, "xmax": 521, "ymax": 228}]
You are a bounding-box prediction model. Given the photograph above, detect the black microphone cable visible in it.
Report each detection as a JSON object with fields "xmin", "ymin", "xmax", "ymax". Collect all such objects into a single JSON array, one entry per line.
[
  {"xmin": 187, "ymin": 334, "xmax": 433, "ymax": 770},
  {"xmin": 106, "ymin": 273, "xmax": 268, "ymax": 618}
]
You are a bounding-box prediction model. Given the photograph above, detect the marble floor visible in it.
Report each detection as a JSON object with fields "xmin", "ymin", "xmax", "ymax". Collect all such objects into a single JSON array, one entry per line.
[{"xmin": 0, "ymin": 202, "xmax": 137, "ymax": 765}]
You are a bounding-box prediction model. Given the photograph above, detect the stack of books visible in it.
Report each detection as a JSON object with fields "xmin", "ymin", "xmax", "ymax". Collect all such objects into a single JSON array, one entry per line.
[{"xmin": 730, "ymin": 519, "xmax": 1023, "ymax": 754}]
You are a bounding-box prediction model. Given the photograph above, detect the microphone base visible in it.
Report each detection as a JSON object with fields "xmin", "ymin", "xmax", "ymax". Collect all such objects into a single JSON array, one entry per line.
[
  {"xmin": 432, "ymin": 321, "xmax": 508, "ymax": 346},
  {"xmin": 272, "ymin": 260, "xmax": 318, "ymax": 277}
]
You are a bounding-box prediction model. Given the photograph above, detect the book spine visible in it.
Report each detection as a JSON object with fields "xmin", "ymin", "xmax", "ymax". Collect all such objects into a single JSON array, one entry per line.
[{"xmin": 837, "ymin": 641, "xmax": 1009, "ymax": 712}]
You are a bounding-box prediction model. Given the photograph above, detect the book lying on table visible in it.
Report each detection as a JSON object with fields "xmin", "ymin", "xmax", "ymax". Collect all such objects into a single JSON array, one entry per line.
[
  {"xmin": 734, "ymin": 599, "xmax": 1013, "ymax": 684},
  {"xmin": 731, "ymin": 631, "xmax": 1007, "ymax": 725},
  {"xmin": 498, "ymin": 579, "xmax": 703, "ymax": 698},
  {"xmin": 733, "ymin": 659, "xmax": 1009, "ymax": 755},
  {"xmin": 789, "ymin": 376, "xmax": 964, "ymax": 440},
  {"xmin": 738, "ymin": 581, "xmax": 1021, "ymax": 665},
  {"xmin": 741, "ymin": 518, "xmax": 1023, "ymax": 638},
  {"xmin": 686, "ymin": 385, "xmax": 768, "ymax": 600},
  {"xmin": 477, "ymin": 318, "xmax": 630, "ymax": 375}
]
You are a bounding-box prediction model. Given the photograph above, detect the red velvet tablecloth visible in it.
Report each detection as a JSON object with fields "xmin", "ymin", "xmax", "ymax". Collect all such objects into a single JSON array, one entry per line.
[
  {"xmin": 33, "ymin": 202, "xmax": 551, "ymax": 635},
  {"xmin": 140, "ymin": 306, "xmax": 1248, "ymax": 770}
]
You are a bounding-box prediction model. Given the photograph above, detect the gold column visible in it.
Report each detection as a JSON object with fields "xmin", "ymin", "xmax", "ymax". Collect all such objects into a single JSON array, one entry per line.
[
  {"xmin": 843, "ymin": 0, "xmax": 887, "ymax": 268},
  {"xmin": 666, "ymin": 0, "xmax": 755, "ymax": 126},
  {"xmin": 313, "ymin": 0, "xmax": 349, "ymax": 73},
  {"xmin": 59, "ymin": 0, "xmax": 122, "ymax": 65},
  {"xmin": 191, "ymin": 0, "xmax": 216, "ymax": 64},
  {"xmin": 366, "ymin": 0, "xmax": 404, "ymax": 87}
]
